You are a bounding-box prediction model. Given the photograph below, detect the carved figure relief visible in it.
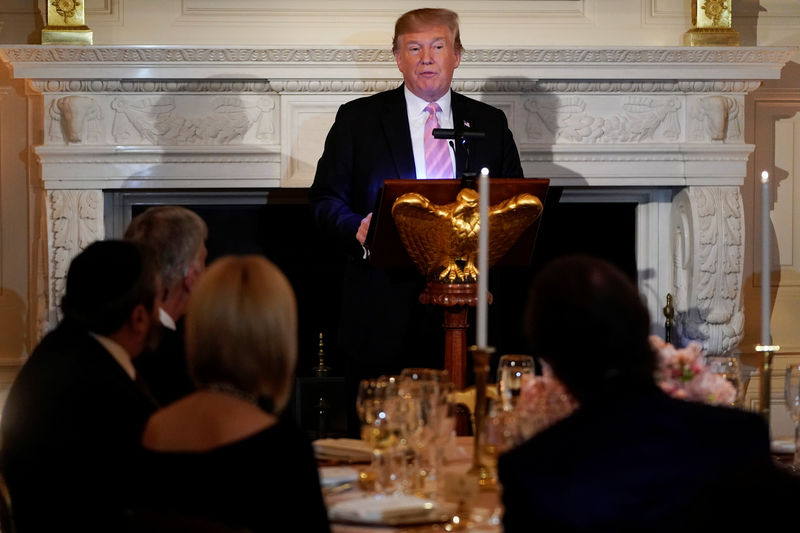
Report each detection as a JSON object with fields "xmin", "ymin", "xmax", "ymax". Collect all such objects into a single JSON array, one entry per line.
[
  {"xmin": 110, "ymin": 95, "xmax": 276, "ymax": 145},
  {"xmin": 671, "ymin": 186, "xmax": 744, "ymax": 356},
  {"xmin": 690, "ymin": 95, "xmax": 741, "ymax": 142},
  {"xmin": 524, "ymin": 96, "xmax": 681, "ymax": 143},
  {"xmin": 48, "ymin": 95, "xmax": 103, "ymax": 144},
  {"xmin": 48, "ymin": 190, "xmax": 103, "ymax": 323}
]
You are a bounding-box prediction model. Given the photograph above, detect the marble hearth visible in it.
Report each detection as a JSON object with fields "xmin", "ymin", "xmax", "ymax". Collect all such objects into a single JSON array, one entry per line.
[{"xmin": 0, "ymin": 45, "xmax": 794, "ymax": 357}]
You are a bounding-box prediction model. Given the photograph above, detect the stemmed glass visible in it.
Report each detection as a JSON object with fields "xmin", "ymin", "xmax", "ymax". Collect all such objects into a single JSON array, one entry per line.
[
  {"xmin": 784, "ymin": 365, "xmax": 800, "ymax": 469},
  {"xmin": 706, "ymin": 355, "xmax": 745, "ymax": 406},
  {"xmin": 497, "ymin": 354, "xmax": 535, "ymax": 411},
  {"xmin": 399, "ymin": 368, "xmax": 451, "ymax": 497},
  {"xmin": 357, "ymin": 375, "xmax": 404, "ymax": 495}
]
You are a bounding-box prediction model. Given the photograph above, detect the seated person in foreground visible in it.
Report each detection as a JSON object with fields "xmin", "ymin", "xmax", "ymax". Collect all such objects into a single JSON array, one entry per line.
[
  {"xmin": 0, "ymin": 240, "xmax": 161, "ymax": 532},
  {"xmin": 130, "ymin": 255, "xmax": 330, "ymax": 533},
  {"xmin": 498, "ymin": 253, "xmax": 798, "ymax": 533}
]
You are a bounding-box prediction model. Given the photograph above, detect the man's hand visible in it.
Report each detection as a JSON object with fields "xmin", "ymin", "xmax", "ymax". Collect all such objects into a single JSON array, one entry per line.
[{"xmin": 356, "ymin": 213, "xmax": 373, "ymax": 245}]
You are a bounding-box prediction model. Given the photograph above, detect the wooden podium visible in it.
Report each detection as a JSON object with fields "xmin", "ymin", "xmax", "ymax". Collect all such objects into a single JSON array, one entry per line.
[{"xmin": 368, "ymin": 178, "xmax": 550, "ymax": 389}]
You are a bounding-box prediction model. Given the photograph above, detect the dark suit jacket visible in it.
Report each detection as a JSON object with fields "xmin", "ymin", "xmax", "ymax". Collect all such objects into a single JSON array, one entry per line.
[
  {"xmin": 498, "ymin": 385, "xmax": 790, "ymax": 533},
  {"xmin": 309, "ymin": 85, "xmax": 523, "ymax": 373},
  {"xmin": 310, "ymin": 84, "xmax": 523, "ymax": 259},
  {"xmin": 0, "ymin": 319, "xmax": 157, "ymax": 533},
  {"xmin": 134, "ymin": 318, "xmax": 195, "ymax": 407}
]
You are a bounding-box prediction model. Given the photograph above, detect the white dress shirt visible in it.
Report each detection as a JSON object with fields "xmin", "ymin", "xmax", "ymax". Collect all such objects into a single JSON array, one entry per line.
[{"xmin": 89, "ymin": 332, "xmax": 136, "ymax": 380}]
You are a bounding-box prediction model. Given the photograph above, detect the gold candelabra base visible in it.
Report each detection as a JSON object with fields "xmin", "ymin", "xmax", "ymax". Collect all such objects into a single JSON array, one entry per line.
[
  {"xmin": 683, "ymin": 27, "xmax": 739, "ymax": 46},
  {"xmin": 467, "ymin": 345, "xmax": 498, "ymax": 490},
  {"xmin": 756, "ymin": 344, "xmax": 781, "ymax": 428},
  {"xmin": 42, "ymin": 26, "xmax": 93, "ymax": 45}
]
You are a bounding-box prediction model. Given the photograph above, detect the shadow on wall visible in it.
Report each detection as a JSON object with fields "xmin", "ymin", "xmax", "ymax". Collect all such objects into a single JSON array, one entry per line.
[{"xmin": 733, "ymin": 0, "xmax": 763, "ymax": 46}]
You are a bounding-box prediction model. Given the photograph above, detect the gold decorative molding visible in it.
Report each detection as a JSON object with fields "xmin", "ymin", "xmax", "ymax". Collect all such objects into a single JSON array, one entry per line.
[
  {"xmin": 684, "ymin": 0, "xmax": 739, "ymax": 46},
  {"xmin": 42, "ymin": 0, "xmax": 93, "ymax": 45}
]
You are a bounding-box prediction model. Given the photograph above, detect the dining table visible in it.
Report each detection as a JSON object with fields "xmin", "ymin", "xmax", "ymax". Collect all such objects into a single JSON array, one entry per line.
[{"xmin": 318, "ymin": 436, "xmax": 503, "ymax": 533}]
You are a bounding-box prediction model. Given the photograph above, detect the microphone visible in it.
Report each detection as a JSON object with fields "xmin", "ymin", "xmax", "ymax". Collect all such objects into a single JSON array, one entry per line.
[{"xmin": 432, "ymin": 128, "xmax": 486, "ymax": 141}]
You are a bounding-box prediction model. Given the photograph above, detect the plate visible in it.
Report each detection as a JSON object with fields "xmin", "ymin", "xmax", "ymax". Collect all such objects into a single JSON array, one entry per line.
[
  {"xmin": 318, "ymin": 466, "xmax": 360, "ymax": 488},
  {"xmin": 327, "ymin": 495, "xmax": 453, "ymax": 526},
  {"xmin": 313, "ymin": 438, "xmax": 372, "ymax": 463}
]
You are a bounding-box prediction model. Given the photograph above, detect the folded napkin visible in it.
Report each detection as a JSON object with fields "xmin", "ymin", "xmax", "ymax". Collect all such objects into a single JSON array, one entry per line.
[
  {"xmin": 771, "ymin": 439, "xmax": 796, "ymax": 454},
  {"xmin": 327, "ymin": 495, "xmax": 442, "ymax": 524},
  {"xmin": 318, "ymin": 466, "xmax": 360, "ymax": 488},
  {"xmin": 312, "ymin": 438, "xmax": 372, "ymax": 463}
]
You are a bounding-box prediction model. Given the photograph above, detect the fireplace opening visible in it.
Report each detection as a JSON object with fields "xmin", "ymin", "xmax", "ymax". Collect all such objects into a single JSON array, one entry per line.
[
  {"xmin": 121, "ymin": 188, "xmax": 635, "ymax": 436},
  {"xmin": 124, "ymin": 188, "xmax": 636, "ymax": 373}
]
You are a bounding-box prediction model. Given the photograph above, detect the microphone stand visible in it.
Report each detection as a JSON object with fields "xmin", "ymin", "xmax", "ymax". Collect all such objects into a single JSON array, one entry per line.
[{"xmin": 433, "ymin": 128, "xmax": 486, "ymax": 190}]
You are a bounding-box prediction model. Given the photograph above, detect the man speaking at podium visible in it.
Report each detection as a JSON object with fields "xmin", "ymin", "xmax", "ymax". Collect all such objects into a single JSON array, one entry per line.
[{"xmin": 310, "ymin": 8, "xmax": 523, "ymax": 431}]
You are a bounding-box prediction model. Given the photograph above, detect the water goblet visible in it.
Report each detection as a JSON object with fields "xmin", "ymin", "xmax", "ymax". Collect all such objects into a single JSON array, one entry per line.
[
  {"xmin": 497, "ymin": 354, "xmax": 534, "ymax": 411},
  {"xmin": 705, "ymin": 355, "xmax": 745, "ymax": 406},
  {"xmin": 399, "ymin": 368, "xmax": 450, "ymax": 496},
  {"xmin": 357, "ymin": 375, "xmax": 404, "ymax": 495},
  {"xmin": 784, "ymin": 365, "xmax": 800, "ymax": 469}
]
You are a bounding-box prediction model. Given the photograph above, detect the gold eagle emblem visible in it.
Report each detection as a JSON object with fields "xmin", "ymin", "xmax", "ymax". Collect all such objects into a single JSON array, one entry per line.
[{"xmin": 391, "ymin": 188, "xmax": 543, "ymax": 283}]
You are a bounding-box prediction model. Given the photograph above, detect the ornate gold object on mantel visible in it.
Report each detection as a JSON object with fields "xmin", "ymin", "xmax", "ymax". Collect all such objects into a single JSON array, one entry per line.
[
  {"xmin": 42, "ymin": 0, "xmax": 93, "ymax": 45},
  {"xmin": 683, "ymin": 0, "xmax": 739, "ymax": 46},
  {"xmin": 391, "ymin": 188, "xmax": 543, "ymax": 283}
]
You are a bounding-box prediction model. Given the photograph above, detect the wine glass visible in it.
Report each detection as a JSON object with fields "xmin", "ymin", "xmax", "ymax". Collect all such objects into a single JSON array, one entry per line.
[
  {"xmin": 705, "ymin": 355, "xmax": 745, "ymax": 406},
  {"xmin": 497, "ymin": 354, "xmax": 534, "ymax": 411},
  {"xmin": 399, "ymin": 368, "xmax": 450, "ymax": 497},
  {"xmin": 784, "ymin": 365, "xmax": 800, "ymax": 469},
  {"xmin": 357, "ymin": 375, "xmax": 404, "ymax": 495}
]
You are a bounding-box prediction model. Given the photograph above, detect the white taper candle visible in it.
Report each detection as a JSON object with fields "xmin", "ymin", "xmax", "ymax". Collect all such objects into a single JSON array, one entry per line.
[
  {"xmin": 477, "ymin": 167, "xmax": 490, "ymax": 348},
  {"xmin": 761, "ymin": 170, "xmax": 771, "ymax": 347}
]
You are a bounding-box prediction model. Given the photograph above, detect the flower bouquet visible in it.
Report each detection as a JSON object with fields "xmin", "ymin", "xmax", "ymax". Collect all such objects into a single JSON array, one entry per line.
[
  {"xmin": 509, "ymin": 367, "xmax": 579, "ymax": 445},
  {"xmin": 650, "ymin": 335, "xmax": 737, "ymax": 406}
]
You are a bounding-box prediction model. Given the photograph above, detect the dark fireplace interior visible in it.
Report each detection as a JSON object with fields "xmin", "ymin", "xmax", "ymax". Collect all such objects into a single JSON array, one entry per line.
[
  {"xmin": 134, "ymin": 188, "xmax": 636, "ymax": 374},
  {"xmin": 131, "ymin": 187, "xmax": 636, "ymax": 436}
]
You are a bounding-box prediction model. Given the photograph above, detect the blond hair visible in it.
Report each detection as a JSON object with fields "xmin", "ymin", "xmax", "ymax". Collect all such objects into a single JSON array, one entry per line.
[
  {"xmin": 392, "ymin": 8, "xmax": 463, "ymax": 54},
  {"xmin": 186, "ymin": 255, "xmax": 297, "ymax": 413}
]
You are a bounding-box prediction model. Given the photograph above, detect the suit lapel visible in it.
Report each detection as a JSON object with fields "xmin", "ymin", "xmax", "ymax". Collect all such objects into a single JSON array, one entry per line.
[
  {"xmin": 451, "ymin": 91, "xmax": 469, "ymax": 178},
  {"xmin": 381, "ymin": 85, "xmax": 416, "ymax": 179}
]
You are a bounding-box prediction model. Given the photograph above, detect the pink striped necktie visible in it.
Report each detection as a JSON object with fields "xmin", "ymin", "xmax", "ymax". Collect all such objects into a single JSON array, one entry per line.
[{"xmin": 423, "ymin": 102, "xmax": 453, "ymax": 179}]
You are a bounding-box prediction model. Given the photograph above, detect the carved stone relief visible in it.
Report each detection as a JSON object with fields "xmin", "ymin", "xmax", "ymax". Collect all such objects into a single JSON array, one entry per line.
[
  {"xmin": 671, "ymin": 186, "xmax": 744, "ymax": 356},
  {"xmin": 688, "ymin": 94, "xmax": 742, "ymax": 142},
  {"xmin": 523, "ymin": 95, "xmax": 681, "ymax": 143},
  {"xmin": 48, "ymin": 190, "xmax": 104, "ymax": 324},
  {"xmin": 110, "ymin": 95, "xmax": 277, "ymax": 145},
  {"xmin": 48, "ymin": 95, "xmax": 104, "ymax": 144}
]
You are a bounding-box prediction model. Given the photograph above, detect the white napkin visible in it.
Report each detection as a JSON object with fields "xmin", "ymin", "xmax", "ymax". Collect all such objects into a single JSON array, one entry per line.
[
  {"xmin": 312, "ymin": 438, "xmax": 372, "ymax": 462},
  {"xmin": 771, "ymin": 439, "xmax": 796, "ymax": 454},
  {"xmin": 318, "ymin": 466, "xmax": 360, "ymax": 488},
  {"xmin": 328, "ymin": 495, "xmax": 439, "ymax": 524}
]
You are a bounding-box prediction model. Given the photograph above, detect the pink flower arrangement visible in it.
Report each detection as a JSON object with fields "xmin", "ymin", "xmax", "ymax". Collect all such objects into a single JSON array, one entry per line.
[
  {"xmin": 650, "ymin": 335, "xmax": 737, "ymax": 406},
  {"xmin": 504, "ymin": 338, "xmax": 739, "ymax": 449},
  {"xmin": 511, "ymin": 367, "xmax": 579, "ymax": 443}
]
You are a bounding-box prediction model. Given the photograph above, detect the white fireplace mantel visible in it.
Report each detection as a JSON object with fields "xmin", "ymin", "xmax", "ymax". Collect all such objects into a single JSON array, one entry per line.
[{"xmin": 0, "ymin": 44, "xmax": 794, "ymax": 355}]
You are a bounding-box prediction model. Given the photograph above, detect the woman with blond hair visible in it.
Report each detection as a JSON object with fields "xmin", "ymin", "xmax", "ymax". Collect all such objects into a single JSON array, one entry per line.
[{"xmin": 131, "ymin": 255, "xmax": 330, "ymax": 532}]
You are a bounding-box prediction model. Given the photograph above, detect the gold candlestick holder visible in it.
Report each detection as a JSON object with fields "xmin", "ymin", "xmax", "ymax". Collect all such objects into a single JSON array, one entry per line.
[
  {"xmin": 756, "ymin": 344, "xmax": 780, "ymax": 429},
  {"xmin": 468, "ymin": 345, "xmax": 496, "ymax": 489},
  {"xmin": 683, "ymin": 0, "xmax": 739, "ymax": 46}
]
